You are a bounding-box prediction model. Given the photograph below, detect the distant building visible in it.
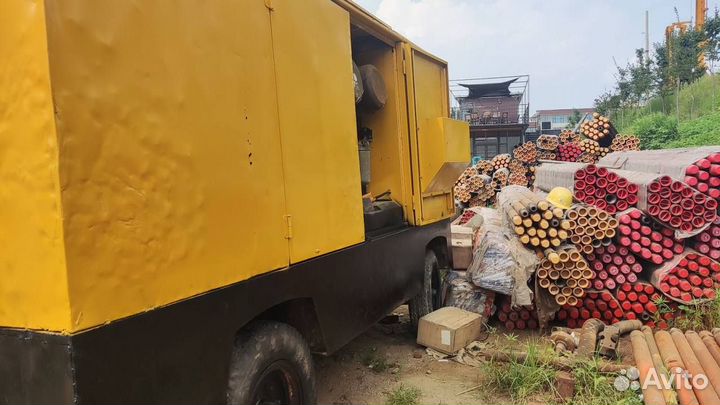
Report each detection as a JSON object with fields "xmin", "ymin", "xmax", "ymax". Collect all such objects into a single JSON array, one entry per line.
[
  {"xmin": 527, "ymin": 108, "xmax": 595, "ymax": 138},
  {"xmin": 450, "ymin": 76, "xmax": 529, "ymax": 159}
]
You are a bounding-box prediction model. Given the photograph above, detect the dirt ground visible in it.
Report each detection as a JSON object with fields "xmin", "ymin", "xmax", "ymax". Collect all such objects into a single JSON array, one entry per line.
[{"xmin": 315, "ymin": 305, "xmax": 547, "ymax": 405}]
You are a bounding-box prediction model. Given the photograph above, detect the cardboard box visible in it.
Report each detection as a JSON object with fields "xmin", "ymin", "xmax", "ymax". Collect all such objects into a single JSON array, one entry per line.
[
  {"xmin": 450, "ymin": 211, "xmax": 480, "ymax": 270},
  {"xmin": 416, "ymin": 307, "xmax": 483, "ymax": 354}
]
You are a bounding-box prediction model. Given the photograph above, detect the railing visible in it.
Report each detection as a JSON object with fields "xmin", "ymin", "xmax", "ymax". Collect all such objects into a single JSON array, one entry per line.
[{"xmin": 449, "ymin": 75, "xmax": 530, "ymax": 127}]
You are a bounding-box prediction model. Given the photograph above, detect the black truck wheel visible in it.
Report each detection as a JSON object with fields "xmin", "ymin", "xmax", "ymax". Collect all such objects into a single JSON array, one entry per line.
[
  {"xmin": 409, "ymin": 250, "xmax": 443, "ymax": 330},
  {"xmin": 228, "ymin": 321, "xmax": 317, "ymax": 405}
]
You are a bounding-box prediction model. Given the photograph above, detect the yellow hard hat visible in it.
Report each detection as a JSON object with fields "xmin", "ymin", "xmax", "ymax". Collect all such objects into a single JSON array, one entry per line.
[{"xmin": 546, "ymin": 187, "xmax": 573, "ymax": 210}]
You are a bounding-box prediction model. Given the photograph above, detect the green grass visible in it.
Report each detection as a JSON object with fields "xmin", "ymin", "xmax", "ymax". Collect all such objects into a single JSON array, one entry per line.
[
  {"xmin": 572, "ymin": 359, "xmax": 642, "ymax": 405},
  {"xmin": 674, "ymin": 288, "xmax": 720, "ymax": 330},
  {"xmin": 385, "ymin": 385, "xmax": 421, "ymax": 405},
  {"xmin": 478, "ymin": 340, "xmax": 647, "ymax": 405},
  {"xmin": 667, "ymin": 112, "xmax": 720, "ymax": 147},
  {"xmin": 480, "ymin": 342, "xmax": 556, "ymax": 403},
  {"xmin": 613, "ymin": 74, "xmax": 720, "ymax": 132}
]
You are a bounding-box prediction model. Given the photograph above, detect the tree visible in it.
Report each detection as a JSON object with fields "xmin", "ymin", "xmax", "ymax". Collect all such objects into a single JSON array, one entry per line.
[
  {"xmin": 627, "ymin": 49, "xmax": 654, "ymax": 107},
  {"xmin": 667, "ymin": 28, "xmax": 706, "ymax": 86},
  {"xmin": 566, "ymin": 109, "xmax": 582, "ymax": 128},
  {"xmin": 704, "ymin": 8, "xmax": 720, "ymax": 72},
  {"xmin": 594, "ymin": 90, "xmax": 621, "ymax": 116}
]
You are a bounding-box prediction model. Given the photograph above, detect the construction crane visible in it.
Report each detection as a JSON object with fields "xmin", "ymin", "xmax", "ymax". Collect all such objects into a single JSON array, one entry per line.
[
  {"xmin": 665, "ymin": 0, "xmax": 708, "ymax": 68},
  {"xmin": 697, "ymin": 0, "xmax": 708, "ymax": 28}
]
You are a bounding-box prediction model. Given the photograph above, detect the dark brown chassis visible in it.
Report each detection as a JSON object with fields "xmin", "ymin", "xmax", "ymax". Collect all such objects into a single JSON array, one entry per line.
[{"xmin": 0, "ymin": 219, "xmax": 450, "ymax": 404}]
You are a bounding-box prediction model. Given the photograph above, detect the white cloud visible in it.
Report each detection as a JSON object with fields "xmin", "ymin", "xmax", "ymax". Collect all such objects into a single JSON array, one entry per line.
[{"xmin": 354, "ymin": 0, "xmax": 718, "ymax": 111}]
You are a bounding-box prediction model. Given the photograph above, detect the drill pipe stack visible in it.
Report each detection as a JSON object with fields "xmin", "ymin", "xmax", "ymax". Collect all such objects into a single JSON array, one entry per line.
[
  {"xmin": 557, "ymin": 142, "xmax": 583, "ymax": 162},
  {"xmin": 557, "ymin": 291, "xmax": 624, "ymax": 328},
  {"xmin": 496, "ymin": 299, "xmax": 539, "ymax": 331},
  {"xmin": 537, "ymin": 134, "xmax": 560, "ymax": 151},
  {"xmin": 559, "ymin": 129, "xmax": 580, "ymax": 145},
  {"xmin": 580, "ymin": 112, "xmax": 618, "ymax": 147},
  {"xmin": 617, "ymin": 209, "xmax": 685, "ymax": 265},
  {"xmin": 537, "ymin": 246, "xmax": 593, "ymax": 306},
  {"xmin": 685, "ymin": 153, "xmax": 720, "ymax": 200},
  {"xmin": 499, "ymin": 186, "xmax": 570, "ymax": 249},
  {"xmin": 565, "ymin": 204, "xmax": 618, "ymax": 255},
  {"xmin": 574, "ymin": 165, "xmax": 639, "ymax": 214},
  {"xmin": 586, "ymin": 242, "xmax": 643, "ymax": 291},
  {"xmin": 616, "ymin": 282, "xmax": 661, "ymax": 324},
  {"xmin": 647, "ymin": 175, "xmax": 718, "ymax": 233},
  {"xmin": 653, "ymin": 252, "xmax": 720, "ymax": 303},
  {"xmin": 610, "ymin": 134, "xmax": 640, "ymax": 152},
  {"xmin": 514, "ymin": 141, "xmax": 538, "ymax": 164},
  {"xmin": 693, "ymin": 217, "xmax": 720, "ymax": 260},
  {"xmin": 491, "ymin": 153, "xmax": 511, "ymax": 170}
]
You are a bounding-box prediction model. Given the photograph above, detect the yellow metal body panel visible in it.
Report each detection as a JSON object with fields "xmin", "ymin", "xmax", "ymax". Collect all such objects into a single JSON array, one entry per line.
[
  {"xmin": 355, "ymin": 45, "xmax": 412, "ymax": 220},
  {"xmin": 421, "ymin": 118, "xmax": 471, "ymax": 194},
  {"xmin": 44, "ymin": 0, "xmax": 290, "ymax": 331},
  {"xmin": 1, "ymin": 0, "xmax": 463, "ymax": 332},
  {"xmin": 270, "ymin": 0, "xmax": 365, "ymax": 263},
  {"xmin": 405, "ymin": 47, "xmax": 469, "ymax": 225},
  {"xmin": 0, "ymin": 1, "xmax": 71, "ymax": 331}
]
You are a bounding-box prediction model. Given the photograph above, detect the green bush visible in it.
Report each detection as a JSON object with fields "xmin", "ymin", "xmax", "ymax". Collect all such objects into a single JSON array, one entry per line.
[
  {"xmin": 666, "ymin": 112, "xmax": 720, "ymax": 148},
  {"xmin": 628, "ymin": 113, "xmax": 678, "ymax": 149}
]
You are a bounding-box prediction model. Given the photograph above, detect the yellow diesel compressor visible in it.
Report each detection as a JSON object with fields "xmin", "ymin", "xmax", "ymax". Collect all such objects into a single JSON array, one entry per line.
[{"xmin": 0, "ymin": 1, "xmax": 469, "ymax": 403}]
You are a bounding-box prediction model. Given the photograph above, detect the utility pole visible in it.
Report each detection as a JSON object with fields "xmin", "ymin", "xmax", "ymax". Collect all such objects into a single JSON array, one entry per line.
[{"xmin": 645, "ymin": 10, "xmax": 650, "ymax": 61}]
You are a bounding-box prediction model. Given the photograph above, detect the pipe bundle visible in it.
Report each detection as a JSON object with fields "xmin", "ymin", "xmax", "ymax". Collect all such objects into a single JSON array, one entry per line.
[
  {"xmin": 574, "ymin": 165, "xmax": 638, "ymax": 214},
  {"xmin": 647, "ymin": 175, "xmax": 718, "ymax": 233},
  {"xmin": 580, "ymin": 112, "xmax": 618, "ymax": 146},
  {"xmin": 557, "ymin": 143, "xmax": 582, "ymax": 162},
  {"xmin": 586, "ymin": 243, "xmax": 643, "ymax": 291},
  {"xmin": 514, "ymin": 141, "xmax": 538, "ymax": 164},
  {"xmin": 454, "ymin": 172, "xmax": 493, "ymax": 204},
  {"xmin": 617, "ymin": 209, "xmax": 685, "ymax": 265},
  {"xmin": 693, "ymin": 217, "xmax": 720, "ymax": 260},
  {"xmin": 557, "ymin": 291, "xmax": 623, "ymax": 328},
  {"xmin": 476, "ymin": 160, "xmax": 493, "ymax": 174},
  {"xmin": 610, "ymin": 134, "xmax": 640, "ymax": 152},
  {"xmin": 501, "ymin": 187, "xmax": 570, "ymax": 248},
  {"xmin": 565, "ymin": 204, "xmax": 618, "ymax": 254},
  {"xmin": 616, "ymin": 282, "xmax": 660, "ymax": 323},
  {"xmin": 537, "ymin": 246, "xmax": 593, "ymax": 306},
  {"xmin": 492, "ymin": 168, "xmax": 509, "ymax": 189},
  {"xmin": 654, "ymin": 252, "xmax": 720, "ymax": 303},
  {"xmin": 508, "ymin": 159, "xmax": 530, "ymax": 187},
  {"xmin": 537, "ymin": 134, "xmax": 560, "ymax": 151},
  {"xmin": 491, "ymin": 153, "xmax": 511, "ymax": 170},
  {"xmin": 559, "ymin": 129, "xmax": 580, "ymax": 145},
  {"xmin": 496, "ymin": 300, "xmax": 539, "ymax": 330},
  {"xmin": 685, "ymin": 153, "xmax": 720, "ymax": 200},
  {"xmin": 455, "ymin": 157, "xmax": 535, "ymax": 208},
  {"xmin": 537, "ymin": 150, "xmax": 557, "ymax": 160}
]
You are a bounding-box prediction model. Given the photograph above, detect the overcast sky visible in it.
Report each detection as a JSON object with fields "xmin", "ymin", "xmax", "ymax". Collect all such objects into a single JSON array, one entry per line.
[{"xmin": 354, "ymin": 0, "xmax": 719, "ymax": 112}]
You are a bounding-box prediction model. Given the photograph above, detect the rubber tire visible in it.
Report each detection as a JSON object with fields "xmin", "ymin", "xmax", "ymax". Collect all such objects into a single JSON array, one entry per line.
[
  {"xmin": 409, "ymin": 250, "xmax": 440, "ymax": 330},
  {"xmin": 228, "ymin": 321, "xmax": 317, "ymax": 405}
]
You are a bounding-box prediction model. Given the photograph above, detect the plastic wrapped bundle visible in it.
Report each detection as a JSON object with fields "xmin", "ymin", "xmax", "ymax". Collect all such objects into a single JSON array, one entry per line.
[
  {"xmin": 468, "ymin": 205, "xmax": 538, "ymax": 306},
  {"xmin": 467, "ymin": 208, "xmax": 514, "ymax": 295},
  {"xmin": 444, "ymin": 271, "xmax": 495, "ymax": 319}
]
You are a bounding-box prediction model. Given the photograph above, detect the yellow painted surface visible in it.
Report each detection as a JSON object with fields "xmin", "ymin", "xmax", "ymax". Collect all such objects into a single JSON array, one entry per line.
[
  {"xmin": 1, "ymin": 0, "xmax": 462, "ymax": 332},
  {"xmin": 412, "ymin": 51, "xmax": 449, "ymax": 193},
  {"xmin": 270, "ymin": 0, "xmax": 365, "ymax": 263},
  {"xmin": 45, "ymin": 0, "xmax": 290, "ymax": 330},
  {"xmin": 0, "ymin": 0, "xmax": 71, "ymax": 331},
  {"xmin": 420, "ymin": 118, "xmax": 471, "ymax": 194},
  {"xmin": 355, "ymin": 45, "xmax": 410, "ymax": 220},
  {"xmin": 407, "ymin": 49, "xmax": 469, "ymax": 224}
]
